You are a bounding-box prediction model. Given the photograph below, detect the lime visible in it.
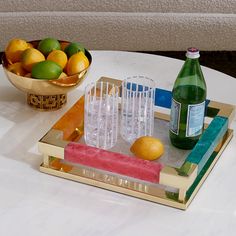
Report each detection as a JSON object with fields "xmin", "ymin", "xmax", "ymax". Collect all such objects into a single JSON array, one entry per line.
[
  {"xmin": 38, "ymin": 38, "xmax": 61, "ymax": 56},
  {"xmin": 31, "ymin": 60, "xmax": 62, "ymax": 80},
  {"xmin": 64, "ymin": 42, "xmax": 85, "ymax": 58}
]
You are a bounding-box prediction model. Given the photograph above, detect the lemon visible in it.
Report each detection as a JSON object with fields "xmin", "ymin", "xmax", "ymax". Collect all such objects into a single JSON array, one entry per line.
[
  {"xmin": 27, "ymin": 43, "xmax": 33, "ymax": 48},
  {"xmin": 38, "ymin": 38, "xmax": 61, "ymax": 56},
  {"xmin": 5, "ymin": 38, "xmax": 29, "ymax": 63},
  {"xmin": 58, "ymin": 72, "xmax": 67, "ymax": 79},
  {"xmin": 31, "ymin": 60, "xmax": 62, "ymax": 80},
  {"xmin": 66, "ymin": 51, "xmax": 89, "ymax": 76},
  {"xmin": 64, "ymin": 42, "xmax": 85, "ymax": 58},
  {"xmin": 7, "ymin": 62, "xmax": 27, "ymax": 76},
  {"xmin": 130, "ymin": 136, "xmax": 164, "ymax": 161},
  {"xmin": 21, "ymin": 48, "xmax": 45, "ymax": 72},
  {"xmin": 47, "ymin": 50, "xmax": 68, "ymax": 69}
]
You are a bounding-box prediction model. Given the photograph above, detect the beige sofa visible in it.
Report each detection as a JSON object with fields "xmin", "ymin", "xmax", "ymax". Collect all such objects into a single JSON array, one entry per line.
[{"xmin": 0, "ymin": 0, "xmax": 236, "ymax": 51}]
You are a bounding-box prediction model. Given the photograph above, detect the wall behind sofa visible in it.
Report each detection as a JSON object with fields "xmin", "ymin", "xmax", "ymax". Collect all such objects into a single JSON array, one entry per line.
[{"xmin": 0, "ymin": 0, "xmax": 236, "ymax": 51}]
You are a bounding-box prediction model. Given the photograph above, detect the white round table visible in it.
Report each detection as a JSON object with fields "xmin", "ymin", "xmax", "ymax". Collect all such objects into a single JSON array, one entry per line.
[{"xmin": 0, "ymin": 51, "xmax": 236, "ymax": 236}]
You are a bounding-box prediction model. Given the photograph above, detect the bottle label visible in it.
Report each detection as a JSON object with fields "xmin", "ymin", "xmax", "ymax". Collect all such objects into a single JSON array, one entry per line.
[
  {"xmin": 186, "ymin": 101, "xmax": 205, "ymax": 137},
  {"xmin": 170, "ymin": 98, "xmax": 181, "ymax": 135}
]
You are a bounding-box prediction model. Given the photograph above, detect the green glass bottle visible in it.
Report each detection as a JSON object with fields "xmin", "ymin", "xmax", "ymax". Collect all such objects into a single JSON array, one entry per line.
[{"xmin": 169, "ymin": 48, "xmax": 207, "ymax": 149}]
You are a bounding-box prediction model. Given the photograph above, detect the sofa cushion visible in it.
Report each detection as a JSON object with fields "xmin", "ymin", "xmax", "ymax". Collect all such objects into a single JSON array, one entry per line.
[
  {"xmin": 1, "ymin": 0, "xmax": 235, "ymax": 13},
  {"xmin": 0, "ymin": 1, "xmax": 235, "ymax": 51}
]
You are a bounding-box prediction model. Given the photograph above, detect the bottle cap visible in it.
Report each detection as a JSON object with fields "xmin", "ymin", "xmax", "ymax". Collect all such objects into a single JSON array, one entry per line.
[{"xmin": 186, "ymin": 47, "xmax": 200, "ymax": 59}]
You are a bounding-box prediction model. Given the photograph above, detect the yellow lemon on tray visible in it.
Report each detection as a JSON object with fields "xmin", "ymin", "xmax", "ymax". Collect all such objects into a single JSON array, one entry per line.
[
  {"xmin": 47, "ymin": 50, "xmax": 68, "ymax": 69},
  {"xmin": 130, "ymin": 136, "xmax": 164, "ymax": 161},
  {"xmin": 66, "ymin": 51, "xmax": 89, "ymax": 76},
  {"xmin": 5, "ymin": 38, "xmax": 29, "ymax": 63},
  {"xmin": 21, "ymin": 48, "xmax": 45, "ymax": 72}
]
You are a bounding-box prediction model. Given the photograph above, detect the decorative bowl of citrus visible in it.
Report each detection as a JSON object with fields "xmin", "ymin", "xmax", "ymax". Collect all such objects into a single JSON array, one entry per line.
[{"xmin": 2, "ymin": 38, "xmax": 92, "ymax": 111}]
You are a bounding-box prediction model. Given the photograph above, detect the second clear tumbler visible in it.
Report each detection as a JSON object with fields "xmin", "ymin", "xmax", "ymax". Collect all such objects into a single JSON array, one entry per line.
[{"xmin": 120, "ymin": 76, "xmax": 156, "ymax": 143}]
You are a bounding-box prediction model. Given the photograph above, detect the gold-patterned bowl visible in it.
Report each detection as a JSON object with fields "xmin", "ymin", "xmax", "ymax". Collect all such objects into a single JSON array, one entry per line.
[{"xmin": 1, "ymin": 40, "xmax": 92, "ymax": 111}]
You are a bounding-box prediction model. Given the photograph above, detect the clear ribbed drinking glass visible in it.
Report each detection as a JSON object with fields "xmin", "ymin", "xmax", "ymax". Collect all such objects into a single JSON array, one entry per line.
[
  {"xmin": 120, "ymin": 76, "xmax": 155, "ymax": 143},
  {"xmin": 84, "ymin": 81, "xmax": 119, "ymax": 149}
]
